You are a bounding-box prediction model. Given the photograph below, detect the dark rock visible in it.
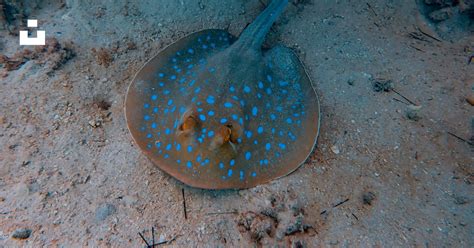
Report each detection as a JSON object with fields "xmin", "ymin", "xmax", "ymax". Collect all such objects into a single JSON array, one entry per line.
[
  {"xmin": 429, "ymin": 7, "xmax": 454, "ymax": 22},
  {"xmin": 11, "ymin": 228, "xmax": 32, "ymax": 239},
  {"xmin": 362, "ymin": 191, "xmax": 376, "ymax": 205},
  {"xmin": 453, "ymin": 195, "xmax": 469, "ymax": 205}
]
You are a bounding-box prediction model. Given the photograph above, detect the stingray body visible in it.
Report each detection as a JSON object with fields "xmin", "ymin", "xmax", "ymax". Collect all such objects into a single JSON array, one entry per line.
[{"xmin": 125, "ymin": 0, "xmax": 320, "ymax": 189}]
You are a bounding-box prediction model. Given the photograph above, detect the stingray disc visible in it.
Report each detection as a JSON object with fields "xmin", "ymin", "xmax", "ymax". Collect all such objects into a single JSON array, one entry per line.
[{"xmin": 125, "ymin": 29, "xmax": 320, "ymax": 189}]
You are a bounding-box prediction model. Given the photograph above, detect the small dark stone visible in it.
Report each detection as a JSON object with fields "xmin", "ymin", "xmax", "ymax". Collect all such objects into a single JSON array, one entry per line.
[
  {"xmin": 362, "ymin": 191, "xmax": 376, "ymax": 205},
  {"xmin": 260, "ymin": 208, "xmax": 279, "ymax": 223},
  {"xmin": 12, "ymin": 228, "xmax": 32, "ymax": 239},
  {"xmin": 453, "ymin": 195, "xmax": 469, "ymax": 205},
  {"xmin": 95, "ymin": 203, "xmax": 116, "ymax": 221}
]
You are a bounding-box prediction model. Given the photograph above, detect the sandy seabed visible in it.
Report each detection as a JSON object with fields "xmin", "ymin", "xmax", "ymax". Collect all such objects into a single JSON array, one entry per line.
[{"xmin": 0, "ymin": 0, "xmax": 473, "ymax": 247}]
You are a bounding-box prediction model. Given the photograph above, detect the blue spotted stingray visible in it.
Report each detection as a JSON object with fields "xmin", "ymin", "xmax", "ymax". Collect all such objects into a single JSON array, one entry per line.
[{"xmin": 125, "ymin": 0, "xmax": 320, "ymax": 189}]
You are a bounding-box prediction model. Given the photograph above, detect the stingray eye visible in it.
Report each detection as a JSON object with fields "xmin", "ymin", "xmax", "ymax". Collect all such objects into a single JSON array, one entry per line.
[
  {"xmin": 227, "ymin": 122, "xmax": 243, "ymax": 144},
  {"xmin": 178, "ymin": 109, "xmax": 199, "ymax": 135}
]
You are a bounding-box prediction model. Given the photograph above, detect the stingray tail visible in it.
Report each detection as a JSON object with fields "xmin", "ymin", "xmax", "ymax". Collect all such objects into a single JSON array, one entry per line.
[{"xmin": 236, "ymin": 0, "xmax": 289, "ymax": 50}]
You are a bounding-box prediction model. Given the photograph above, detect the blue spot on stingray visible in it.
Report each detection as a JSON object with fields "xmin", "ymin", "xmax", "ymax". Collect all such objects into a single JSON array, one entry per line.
[
  {"xmin": 151, "ymin": 95, "xmax": 158, "ymax": 101},
  {"xmin": 252, "ymin": 107, "xmax": 258, "ymax": 116},
  {"xmin": 202, "ymin": 44, "xmax": 208, "ymax": 49},
  {"xmin": 240, "ymin": 171, "xmax": 244, "ymax": 180},
  {"xmin": 165, "ymin": 128, "xmax": 171, "ymax": 135},
  {"xmin": 244, "ymin": 86, "xmax": 251, "ymax": 93},
  {"xmin": 232, "ymin": 95, "xmax": 239, "ymax": 101},
  {"xmin": 229, "ymin": 86, "xmax": 235, "ymax": 92},
  {"xmin": 189, "ymin": 80, "xmax": 196, "ymax": 86},
  {"xmin": 257, "ymin": 93, "xmax": 262, "ymax": 99},
  {"xmin": 164, "ymin": 154, "xmax": 169, "ymax": 159},
  {"xmin": 187, "ymin": 161, "xmax": 192, "ymax": 168},
  {"xmin": 208, "ymin": 110, "xmax": 215, "ymax": 116},
  {"xmin": 196, "ymin": 155, "xmax": 202, "ymax": 163},
  {"xmin": 252, "ymin": 172, "xmax": 257, "ymax": 177},
  {"xmin": 279, "ymin": 81, "xmax": 289, "ymax": 87},
  {"xmin": 187, "ymin": 145, "xmax": 193, "ymax": 153},
  {"xmin": 159, "ymin": 73, "xmax": 165, "ymax": 78},
  {"xmin": 230, "ymin": 159, "xmax": 235, "ymax": 166},
  {"xmin": 163, "ymin": 89, "xmax": 170, "ymax": 95},
  {"xmin": 266, "ymin": 88, "xmax": 272, "ymax": 95},
  {"xmin": 265, "ymin": 143, "xmax": 271, "ymax": 151},
  {"xmin": 245, "ymin": 152, "xmax": 251, "ymax": 160},
  {"xmin": 164, "ymin": 108, "xmax": 169, "ymax": 114},
  {"xmin": 159, "ymin": 82, "xmax": 164, "ymax": 87},
  {"xmin": 254, "ymin": 140, "xmax": 258, "ymax": 145},
  {"xmin": 146, "ymin": 133, "xmax": 152, "ymax": 138},
  {"xmin": 270, "ymin": 114, "xmax": 276, "ymax": 120},
  {"xmin": 144, "ymin": 103, "xmax": 150, "ymax": 109},
  {"xmin": 167, "ymin": 99, "xmax": 173, "ymax": 106},
  {"xmin": 155, "ymin": 142, "xmax": 161, "ymax": 148},
  {"xmin": 209, "ymin": 67, "xmax": 216, "ymax": 73},
  {"xmin": 219, "ymin": 162, "xmax": 224, "ymax": 169},
  {"xmin": 151, "ymin": 123, "xmax": 157, "ymax": 129},
  {"xmin": 232, "ymin": 114, "xmax": 238, "ymax": 120},
  {"xmin": 198, "ymin": 137, "xmax": 203, "ymax": 143},
  {"xmin": 176, "ymin": 159, "xmax": 181, "ymax": 164},
  {"xmin": 237, "ymin": 138, "xmax": 242, "ymax": 143},
  {"xmin": 176, "ymin": 143, "xmax": 181, "ymax": 151},
  {"xmin": 199, "ymin": 114, "xmax": 206, "ymax": 121},
  {"xmin": 144, "ymin": 115, "xmax": 150, "ymax": 121},
  {"xmin": 220, "ymin": 118, "xmax": 228, "ymax": 124},
  {"xmin": 206, "ymin": 95, "xmax": 215, "ymax": 104},
  {"xmin": 267, "ymin": 75, "xmax": 272, "ymax": 82},
  {"xmin": 276, "ymin": 106, "xmax": 283, "ymax": 112},
  {"xmin": 239, "ymin": 118, "xmax": 244, "ymax": 125},
  {"xmin": 258, "ymin": 81, "xmax": 264, "ymax": 89},
  {"xmin": 194, "ymin": 87, "xmax": 201, "ymax": 94},
  {"xmin": 240, "ymin": 100, "xmax": 245, "ymax": 107},
  {"xmin": 279, "ymin": 143, "xmax": 287, "ymax": 150},
  {"xmin": 286, "ymin": 118, "xmax": 293, "ymax": 124},
  {"xmin": 166, "ymin": 144, "xmax": 172, "ymax": 150},
  {"xmin": 228, "ymin": 169, "xmax": 233, "ymax": 177},
  {"xmin": 246, "ymin": 131, "xmax": 252, "ymax": 138},
  {"xmin": 179, "ymin": 106, "xmax": 186, "ymax": 113},
  {"xmin": 208, "ymin": 131, "xmax": 215, "ymax": 137},
  {"xmin": 170, "ymin": 75, "xmax": 177, "ymax": 80},
  {"xmin": 188, "ymin": 48, "xmax": 194, "ymax": 54},
  {"xmin": 197, "ymin": 108, "xmax": 203, "ymax": 112},
  {"xmin": 257, "ymin": 126, "xmax": 263, "ymax": 134},
  {"xmin": 224, "ymin": 102, "xmax": 233, "ymax": 108}
]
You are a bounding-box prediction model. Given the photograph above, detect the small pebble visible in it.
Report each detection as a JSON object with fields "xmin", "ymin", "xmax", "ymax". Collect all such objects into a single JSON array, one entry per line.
[
  {"xmin": 405, "ymin": 104, "xmax": 422, "ymax": 121},
  {"xmin": 12, "ymin": 228, "xmax": 32, "ymax": 239},
  {"xmin": 330, "ymin": 145, "xmax": 340, "ymax": 154},
  {"xmin": 95, "ymin": 203, "xmax": 116, "ymax": 221}
]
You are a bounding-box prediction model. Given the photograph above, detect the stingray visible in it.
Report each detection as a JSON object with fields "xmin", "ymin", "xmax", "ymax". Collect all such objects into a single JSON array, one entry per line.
[{"xmin": 125, "ymin": 0, "xmax": 320, "ymax": 189}]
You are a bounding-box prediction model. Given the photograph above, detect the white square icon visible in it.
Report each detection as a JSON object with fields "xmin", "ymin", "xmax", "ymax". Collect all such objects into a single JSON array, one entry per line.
[{"xmin": 27, "ymin": 19, "xmax": 38, "ymax": 28}]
